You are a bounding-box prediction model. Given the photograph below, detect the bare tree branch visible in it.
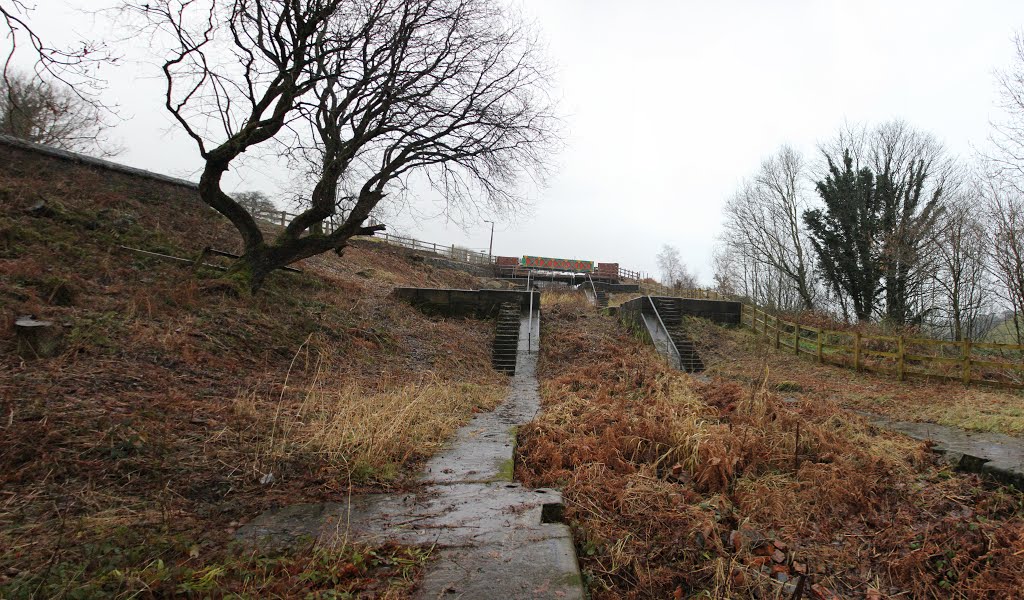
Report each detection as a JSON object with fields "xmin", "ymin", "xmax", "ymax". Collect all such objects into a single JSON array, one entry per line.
[{"xmin": 136, "ymin": 0, "xmax": 558, "ymax": 290}]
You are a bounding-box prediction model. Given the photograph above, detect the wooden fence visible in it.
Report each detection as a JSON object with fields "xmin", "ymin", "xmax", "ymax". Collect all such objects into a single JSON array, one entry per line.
[
  {"xmin": 741, "ymin": 304, "xmax": 1024, "ymax": 389},
  {"xmin": 249, "ymin": 208, "xmax": 494, "ymax": 266},
  {"xmin": 621, "ymin": 283, "xmax": 1024, "ymax": 389},
  {"xmin": 375, "ymin": 232, "xmax": 493, "ymax": 265}
]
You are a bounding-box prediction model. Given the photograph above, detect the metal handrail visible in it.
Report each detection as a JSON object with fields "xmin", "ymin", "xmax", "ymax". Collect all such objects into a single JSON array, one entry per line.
[
  {"xmin": 647, "ymin": 295, "xmax": 682, "ymax": 367},
  {"xmin": 526, "ymin": 270, "xmax": 534, "ymax": 353},
  {"xmin": 586, "ymin": 272, "xmax": 599, "ymax": 306}
]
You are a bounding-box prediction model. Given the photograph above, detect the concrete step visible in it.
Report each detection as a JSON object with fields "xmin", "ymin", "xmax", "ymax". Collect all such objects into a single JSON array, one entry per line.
[{"xmin": 492, "ymin": 301, "xmax": 522, "ymax": 375}]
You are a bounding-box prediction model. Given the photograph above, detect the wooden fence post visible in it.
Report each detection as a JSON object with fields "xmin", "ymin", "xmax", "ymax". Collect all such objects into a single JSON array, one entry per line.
[
  {"xmin": 854, "ymin": 331, "xmax": 861, "ymax": 372},
  {"xmin": 816, "ymin": 329, "xmax": 823, "ymax": 364},
  {"xmin": 763, "ymin": 311, "xmax": 768, "ymax": 336},
  {"xmin": 897, "ymin": 335, "xmax": 906, "ymax": 381},
  {"xmin": 793, "ymin": 324, "xmax": 800, "ymax": 355},
  {"xmin": 280, "ymin": 211, "xmax": 286, "ymax": 226},
  {"xmin": 774, "ymin": 323, "xmax": 780, "ymax": 349},
  {"xmin": 961, "ymin": 339, "xmax": 972, "ymax": 385}
]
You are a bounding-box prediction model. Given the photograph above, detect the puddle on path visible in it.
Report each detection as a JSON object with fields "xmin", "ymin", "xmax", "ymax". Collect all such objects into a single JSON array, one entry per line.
[{"xmin": 860, "ymin": 411, "xmax": 1024, "ymax": 491}]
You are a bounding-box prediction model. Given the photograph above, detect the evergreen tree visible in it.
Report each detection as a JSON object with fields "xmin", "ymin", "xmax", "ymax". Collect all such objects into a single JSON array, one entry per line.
[{"xmin": 803, "ymin": 151, "xmax": 883, "ymax": 322}]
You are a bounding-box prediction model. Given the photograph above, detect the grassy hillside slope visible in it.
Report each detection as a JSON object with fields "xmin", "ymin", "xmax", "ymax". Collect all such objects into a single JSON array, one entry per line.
[
  {"xmin": 0, "ymin": 148, "xmax": 505, "ymax": 597},
  {"xmin": 517, "ymin": 300, "xmax": 1024, "ymax": 599},
  {"xmin": 691, "ymin": 320, "xmax": 1024, "ymax": 435}
]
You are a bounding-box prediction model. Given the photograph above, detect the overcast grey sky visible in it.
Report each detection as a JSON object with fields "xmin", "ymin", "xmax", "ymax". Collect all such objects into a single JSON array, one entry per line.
[{"xmin": 26, "ymin": 1, "xmax": 1024, "ymax": 280}]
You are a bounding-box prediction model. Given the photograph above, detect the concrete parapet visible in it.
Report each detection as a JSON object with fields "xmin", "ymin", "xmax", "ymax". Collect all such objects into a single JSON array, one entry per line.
[
  {"xmin": 669, "ymin": 297, "xmax": 743, "ymax": 325},
  {"xmin": 394, "ymin": 287, "xmax": 540, "ymax": 318},
  {"xmin": 594, "ymin": 282, "xmax": 639, "ymax": 293}
]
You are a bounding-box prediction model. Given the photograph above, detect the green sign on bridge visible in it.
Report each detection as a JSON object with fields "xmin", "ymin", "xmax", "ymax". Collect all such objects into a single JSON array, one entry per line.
[{"xmin": 521, "ymin": 256, "xmax": 595, "ymax": 272}]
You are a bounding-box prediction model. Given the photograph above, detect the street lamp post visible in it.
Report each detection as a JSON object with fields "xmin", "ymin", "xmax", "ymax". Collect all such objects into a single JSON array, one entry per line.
[{"xmin": 484, "ymin": 220, "xmax": 495, "ymax": 261}]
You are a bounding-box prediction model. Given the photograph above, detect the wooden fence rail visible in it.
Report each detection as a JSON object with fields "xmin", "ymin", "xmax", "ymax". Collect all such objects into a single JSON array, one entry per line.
[
  {"xmin": 739, "ymin": 303, "xmax": 1024, "ymax": 389},
  {"xmin": 631, "ymin": 285, "xmax": 1024, "ymax": 389}
]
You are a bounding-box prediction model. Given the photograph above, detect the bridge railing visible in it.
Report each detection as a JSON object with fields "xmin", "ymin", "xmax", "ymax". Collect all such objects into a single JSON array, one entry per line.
[
  {"xmin": 248, "ymin": 208, "xmax": 494, "ymax": 266},
  {"xmin": 375, "ymin": 232, "xmax": 493, "ymax": 265},
  {"xmin": 617, "ymin": 267, "xmax": 643, "ymax": 281}
]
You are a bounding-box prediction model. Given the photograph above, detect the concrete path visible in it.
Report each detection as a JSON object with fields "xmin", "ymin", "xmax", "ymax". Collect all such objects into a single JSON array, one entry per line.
[
  {"xmin": 237, "ymin": 309, "xmax": 585, "ymax": 599},
  {"xmin": 860, "ymin": 412, "xmax": 1024, "ymax": 491}
]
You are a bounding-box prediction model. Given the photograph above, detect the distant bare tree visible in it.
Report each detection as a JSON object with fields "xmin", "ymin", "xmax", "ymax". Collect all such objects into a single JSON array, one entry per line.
[
  {"xmin": 710, "ymin": 243, "xmax": 739, "ymax": 298},
  {"xmin": 989, "ymin": 32, "xmax": 1024, "ymax": 186},
  {"xmin": 981, "ymin": 32, "xmax": 1024, "ymax": 343},
  {"xmin": 985, "ymin": 180, "xmax": 1024, "ymax": 345},
  {"xmin": 656, "ymin": 244, "xmax": 697, "ymax": 289},
  {"xmin": 719, "ymin": 145, "xmax": 817, "ymax": 311},
  {"xmin": 137, "ymin": 0, "xmax": 557, "ymax": 290},
  {"xmin": 932, "ymin": 186, "xmax": 992, "ymax": 340},
  {"xmin": 232, "ymin": 191, "xmax": 276, "ymax": 217},
  {"xmin": 0, "ymin": 72, "xmax": 117, "ymax": 154}
]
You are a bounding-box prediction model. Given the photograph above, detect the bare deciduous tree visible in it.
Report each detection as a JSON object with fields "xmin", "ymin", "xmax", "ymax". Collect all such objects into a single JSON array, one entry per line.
[
  {"xmin": 656, "ymin": 244, "xmax": 697, "ymax": 289},
  {"xmin": 1, "ymin": 1, "xmax": 114, "ymax": 97},
  {"xmin": 718, "ymin": 146, "xmax": 817, "ymax": 311},
  {"xmin": 0, "ymin": 72, "xmax": 118, "ymax": 154},
  {"xmin": 232, "ymin": 190, "xmax": 277, "ymax": 216},
  {"xmin": 932, "ymin": 186, "xmax": 992, "ymax": 340},
  {"xmin": 137, "ymin": 0, "xmax": 557, "ymax": 290},
  {"xmin": 986, "ymin": 180, "xmax": 1024, "ymax": 345},
  {"xmin": 989, "ymin": 32, "xmax": 1024, "ymax": 186}
]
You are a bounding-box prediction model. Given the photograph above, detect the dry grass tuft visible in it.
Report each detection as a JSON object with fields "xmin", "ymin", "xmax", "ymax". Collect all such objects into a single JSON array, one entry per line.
[
  {"xmin": 540, "ymin": 287, "xmax": 593, "ymax": 311},
  {"xmin": 237, "ymin": 347, "xmax": 505, "ymax": 483},
  {"xmin": 517, "ymin": 310, "xmax": 1024, "ymax": 599}
]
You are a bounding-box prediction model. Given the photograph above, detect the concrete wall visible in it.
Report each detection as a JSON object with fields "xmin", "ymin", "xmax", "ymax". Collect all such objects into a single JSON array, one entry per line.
[
  {"xmin": 394, "ymin": 287, "xmax": 540, "ymax": 318},
  {"xmin": 619, "ymin": 296, "xmax": 742, "ymax": 333},
  {"xmin": 668, "ymin": 297, "xmax": 743, "ymax": 325},
  {"xmin": 617, "ymin": 297, "xmax": 652, "ymax": 338},
  {"xmin": 617, "ymin": 297, "xmax": 681, "ymax": 368},
  {"xmin": 0, "ymin": 134, "xmax": 198, "ymax": 192},
  {"xmin": 595, "ymin": 283, "xmax": 639, "ymax": 293}
]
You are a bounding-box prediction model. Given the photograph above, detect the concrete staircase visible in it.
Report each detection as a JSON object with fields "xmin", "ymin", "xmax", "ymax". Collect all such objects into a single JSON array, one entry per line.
[
  {"xmin": 652, "ymin": 297, "xmax": 705, "ymax": 373},
  {"xmin": 594, "ymin": 287, "xmax": 609, "ymax": 309},
  {"xmin": 493, "ymin": 302, "xmax": 521, "ymax": 374}
]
